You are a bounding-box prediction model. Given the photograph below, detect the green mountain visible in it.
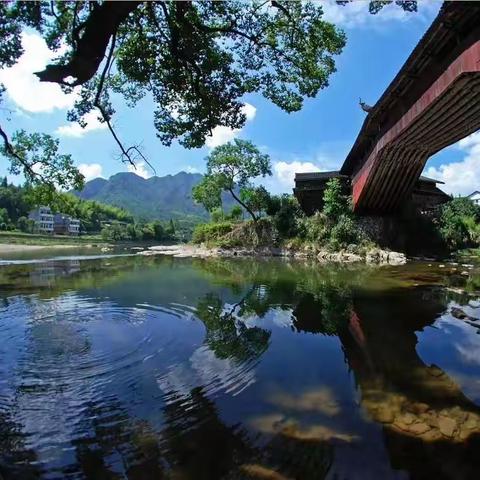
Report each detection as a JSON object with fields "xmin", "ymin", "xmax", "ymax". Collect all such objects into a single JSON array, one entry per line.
[{"xmin": 74, "ymin": 171, "xmax": 215, "ymax": 221}]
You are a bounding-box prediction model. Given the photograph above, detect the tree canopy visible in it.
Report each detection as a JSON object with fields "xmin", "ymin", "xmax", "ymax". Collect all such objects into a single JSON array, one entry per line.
[
  {"xmin": 0, "ymin": 1, "xmax": 417, "ymax": 185},
  {"xmin": 192, "ymin": 139, "xmax": 271, "ymax": 222}
]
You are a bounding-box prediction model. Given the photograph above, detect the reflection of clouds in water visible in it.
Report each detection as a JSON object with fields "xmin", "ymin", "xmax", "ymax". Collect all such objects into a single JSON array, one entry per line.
[
  {"xmin": 268, "ymin": 387, "xmax": 341, "ymax": 416},
  {"xmin": 271, "ymin": 309, "xmax": 294, "ymax": 329},
  {"xmin": 444, "ymin": 371, "xmax": 480, "ymax": 404},
  {"xmin": 455, "ymin": 336, "xmax": 480, "ymax": 367},
  {"xmin": 425, "ymin": 304, "xmax": 480, "ymax": 403},
  {"xmin": 4, "ymin": 294, "xmax": 163, "ymax": 467},
  {"xmin": 436, "ymin": 305, "xmax": 480, "ymax": 367},
  {"xmin": 13, "ymin": 322, "xmax": 97, "ymax": 466},
  {"xmin": 241, "ymin": 307, "xmax": 294, "ymax": 330},
  {"xmin": 157, "ymin": 345, "xmax": 256, "ymax": 401},
  {"xmin": 249, "ymin": 413, "xmax": 357, "ymax": 443}
]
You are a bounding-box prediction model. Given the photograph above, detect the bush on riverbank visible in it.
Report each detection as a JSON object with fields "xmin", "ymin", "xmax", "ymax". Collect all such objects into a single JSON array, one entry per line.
[
  {"xmin": 192, "ymin": 221, "xmax": 235, "ymax": 244},
  {"xmin": 192, "ymin": 178, "xmax": 372, "ymax": 252},
  {"xmin": 439, "ymin": 197, "xmax": 480, "ymax": 250},
  {"xmin": 101, "ymin": 220, "xmax": 175, "ymax": 242}
]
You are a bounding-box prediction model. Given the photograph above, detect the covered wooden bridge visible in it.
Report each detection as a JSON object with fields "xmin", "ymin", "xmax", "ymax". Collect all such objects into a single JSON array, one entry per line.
[{"xmin": 295, "ymin": 2, "xmax": 480, "ymax": 214}]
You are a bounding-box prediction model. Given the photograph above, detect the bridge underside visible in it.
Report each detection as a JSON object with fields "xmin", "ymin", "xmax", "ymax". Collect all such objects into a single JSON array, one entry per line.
[{"xmin": 352, "ymin": 40, "xmax": 480, "ymax": 213}]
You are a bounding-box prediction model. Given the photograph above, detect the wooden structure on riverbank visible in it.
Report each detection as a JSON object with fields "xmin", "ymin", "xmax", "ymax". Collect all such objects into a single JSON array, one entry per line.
[{"xmin": 294, "ymin": 172, "xmax": 449, "ymax": 215}]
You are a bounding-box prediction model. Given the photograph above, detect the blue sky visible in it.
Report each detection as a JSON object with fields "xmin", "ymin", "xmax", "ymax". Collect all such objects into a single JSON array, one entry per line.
[{"xmin": 0, "ymin": 1, "xmax": 478, "ymax": 196}]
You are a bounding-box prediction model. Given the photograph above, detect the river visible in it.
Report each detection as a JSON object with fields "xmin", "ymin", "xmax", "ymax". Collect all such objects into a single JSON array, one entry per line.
[{"xmin": 0, "ymin": 252, "xmax": 479, "ymax": 479}]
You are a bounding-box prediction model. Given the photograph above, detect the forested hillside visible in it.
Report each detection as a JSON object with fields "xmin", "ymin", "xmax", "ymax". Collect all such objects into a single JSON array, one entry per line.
[{"xmin": 74, "ymin": 171, "xmax": 209, "ymax": 221}]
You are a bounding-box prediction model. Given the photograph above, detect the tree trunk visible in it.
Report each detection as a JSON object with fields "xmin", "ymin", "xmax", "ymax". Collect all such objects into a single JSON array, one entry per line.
[{"xmin": 228, "ymin": 188, "xmax": 258, "ymax": 223}]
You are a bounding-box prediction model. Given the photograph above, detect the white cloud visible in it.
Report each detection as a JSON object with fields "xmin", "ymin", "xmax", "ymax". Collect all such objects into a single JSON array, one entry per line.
[
  {"xmin": 205, "ymin": 103, "xmax": 257, "ymax": 148},
  {"xmin": 424, "ymin": 131, "xmax": 480, "ymax": 196},
  {"xmin": 320, "ymin": 0, "xmax": 440, "ymax": 29},
  {"xmin": 0, "ymin": 32, "xmax": 77, "ymax": 113},
  {"xmin": 78, "ymin": 163, "xmax": 103, "ymax": 181},
  {"xmin": 205, "ymin": 125, "xmax": 239, "ymax": 149},
  {"xmin": 242, "ymin": 102, "xmax": 257, "ymax": 121},
  {"xmin": 183, "ymin": 165, "xmax": 200, "ymax": 174},
  {"xmin": 127, "ymin": 161, "xmax": 153, "ymax": 179},
  {"xmin": 273, "ymin": 160, "xmax": 321, "ymax": 188},
  {"xmin": 55, "ymin": 110, "xmax": 107, "ymax": 138}
]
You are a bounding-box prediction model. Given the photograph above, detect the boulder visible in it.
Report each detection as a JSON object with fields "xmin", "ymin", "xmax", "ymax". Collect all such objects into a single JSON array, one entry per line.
[
  {"xmin": 438, "ymin": 416, "xmax": 457, "ymax": 438},
  {"xmin": 388, "ymin": 251, "xmax": 407, "ymax": 265},
  {"xmin": 408, "ymin": 422, "xmax": 431, "ymax": 435}
]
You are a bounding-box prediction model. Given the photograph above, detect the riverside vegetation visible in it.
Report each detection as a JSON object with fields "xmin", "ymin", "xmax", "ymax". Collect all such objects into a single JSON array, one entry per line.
[
  {"xmin": 0, "ymin": 177, "xmax": 177, "ymax": 243},
  {"xmin": 191, "ymin": 141, "xmax": 480, "ymax": 260}
]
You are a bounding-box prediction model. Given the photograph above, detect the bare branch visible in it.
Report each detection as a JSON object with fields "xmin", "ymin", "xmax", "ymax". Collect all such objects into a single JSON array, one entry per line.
[
  {"xmin": 0, "ymin": 123, "xmax": 49, "ymax": 184},
  {"xmin": 92, "ymin": 32, "xmax": 155, "ymax": 175}
]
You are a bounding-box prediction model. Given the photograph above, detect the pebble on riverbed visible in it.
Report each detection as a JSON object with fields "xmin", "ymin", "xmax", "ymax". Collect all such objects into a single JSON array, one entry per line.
[{"xmin": 361, "ymin": 368, "xmax": 480, "ymax": 443}]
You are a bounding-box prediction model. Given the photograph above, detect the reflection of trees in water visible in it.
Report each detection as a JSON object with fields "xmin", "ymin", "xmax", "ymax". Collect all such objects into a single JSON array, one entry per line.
[
  {"xmin": 195, "ymin": 258, "xmax": 480, "ymax": 478},
  {"xmin": 194, "ymin": 258, "xmax": 361, "ymax": 338},
  {"xmin": 0, "ymin": 411, "xmax": 40, "ymax": 479},
  {"xmin": 0, "ymin": 255, "xmax": 167, "ymax": 298},
  {"xmin": 195, "ymin": 293, "xmax": 271, "ymax": 362}
]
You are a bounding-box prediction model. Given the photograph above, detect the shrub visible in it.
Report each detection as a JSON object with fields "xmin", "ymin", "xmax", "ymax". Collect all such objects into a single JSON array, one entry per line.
[
  {"xmin": 210, "ymin": 207, "xmax": 225, "ymax": 223},
  {"xmin": 300, "ymin": 212, "xmax": 329, "ymax": 243},
  {"xmin": 463, "ymin": 216, "xmax": 480, "ymax": 244},
  {"xmin": 152, "ymin": 221, "xmax": 165, "ymax": 240},
  {"xmin": 272, "ymin": 195, "xmax": 304, "ymax": 239},
  {"xmin": 440, "ymin": 197, "xmax": 480, "ymax": 249},
  {"xmin": 328, "ymin": 214, "xmax": 361, "ymax": 250},
  {"xmin": 141, "ymin": 224, "xmax": 156, "ymax": 240},
  {"xmin": 101, "ymin": 222, "xmax": 130, "ymax": 241},
  {"xmin": 192, "ymin": 222, "xmax": 234, "ymax": 244},
  {"xmin": 17, "ymin": 216, "xmax": 30, "ymax": 232},
  {"xmin": 227, "ymin": 205, "xmax": 243, "ymax": 222},
  {"xmin": 323, "ymin": 178, "xmax": 350, "ymax": 221}
]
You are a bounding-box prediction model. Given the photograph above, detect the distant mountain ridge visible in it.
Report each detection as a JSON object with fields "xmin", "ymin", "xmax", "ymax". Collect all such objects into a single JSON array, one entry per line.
[{"xmin": 74, "ymin": 171, "xmax": 210, "ymax": 221}]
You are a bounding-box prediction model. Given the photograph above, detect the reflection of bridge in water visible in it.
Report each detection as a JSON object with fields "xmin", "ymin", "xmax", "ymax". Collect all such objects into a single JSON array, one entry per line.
[{"xmin": 339, "ymin": 289, "xmax": 480, "ymax": 479}]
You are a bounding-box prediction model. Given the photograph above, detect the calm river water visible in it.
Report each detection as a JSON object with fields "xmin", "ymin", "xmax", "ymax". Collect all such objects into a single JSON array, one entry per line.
[{"xmin": 0, "ymin": 253, "xmax": 480, "ymax": 479}]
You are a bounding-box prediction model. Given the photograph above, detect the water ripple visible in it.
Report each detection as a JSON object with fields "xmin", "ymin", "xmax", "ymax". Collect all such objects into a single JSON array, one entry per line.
[{"xmin": 0, "ymin": 291, "xmax": 260, "ymax": 477}]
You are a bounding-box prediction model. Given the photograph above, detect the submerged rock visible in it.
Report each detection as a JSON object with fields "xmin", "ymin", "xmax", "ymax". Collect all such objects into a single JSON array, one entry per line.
[{"xmin": 438, "ymin": 416, "xmax": 457, "ymax": 438}]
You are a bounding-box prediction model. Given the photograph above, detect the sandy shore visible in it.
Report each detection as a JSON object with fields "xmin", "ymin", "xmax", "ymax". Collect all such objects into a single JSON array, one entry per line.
[{"xmin": 0, "ymin": 243, "xmax": 83, "ymax": 254}]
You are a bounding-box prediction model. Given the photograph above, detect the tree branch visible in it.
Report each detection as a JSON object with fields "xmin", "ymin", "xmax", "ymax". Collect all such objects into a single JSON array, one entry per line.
[
  {"xmin": 35, "ymin": 1, "xmax": 141, "ymax": 86},
  {"xmin": 271, "ymin": 1, "xmax": 292, "ymax": 19},
  {"xmin": 0, "ymin": 123, "xmax": 48, "ymax": 184},
  {"xmin": 92, "ymin": 32, "xmax": 155, "ymax": 175}
]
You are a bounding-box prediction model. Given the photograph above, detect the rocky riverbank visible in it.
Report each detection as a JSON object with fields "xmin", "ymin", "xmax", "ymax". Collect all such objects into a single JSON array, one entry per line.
[{"xmin": 138, "ymin": 244, "xmax": 407, "ymax": 265}]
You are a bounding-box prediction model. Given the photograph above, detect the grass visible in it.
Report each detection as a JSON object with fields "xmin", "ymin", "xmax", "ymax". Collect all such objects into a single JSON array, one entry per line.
[{"xmin": 0, "ymin": 231, "xmax": 105, "ymax": 246}]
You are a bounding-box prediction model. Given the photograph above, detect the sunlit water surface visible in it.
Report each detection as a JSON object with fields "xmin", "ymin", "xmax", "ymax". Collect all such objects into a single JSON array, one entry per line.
[{"xmin": 0, "ymin": 253, "xmax": 480, "ymax": 479}]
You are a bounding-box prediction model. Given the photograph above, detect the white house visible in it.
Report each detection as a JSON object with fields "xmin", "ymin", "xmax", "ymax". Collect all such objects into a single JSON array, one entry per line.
[
  {"xmin": 28, "ymin": 206, "xmax": 54, "ymax": 234},
  {"xmin": 467, "ymin": 191, "xmax": 480, "ymax": 205},
  {"xmin": 53, "ymin": 214, "xmax": 80, "ymax": 235}
]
